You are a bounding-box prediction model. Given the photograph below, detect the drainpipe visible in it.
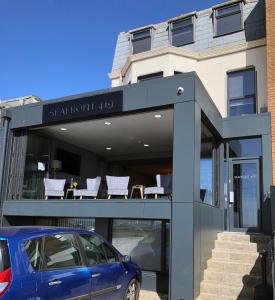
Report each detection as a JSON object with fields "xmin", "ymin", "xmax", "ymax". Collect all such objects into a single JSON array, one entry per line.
[{"xmin": 0, "ymin": 110, "xmax": 11, "ymax": 226}]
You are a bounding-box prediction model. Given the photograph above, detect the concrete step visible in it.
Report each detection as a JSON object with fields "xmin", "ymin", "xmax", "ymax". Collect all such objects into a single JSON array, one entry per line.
[
  {"xmin": 215, "ymin": 240, "xmax": 266, "ymax": 252},
  {"xmin": 207, "ymin": 258, "xmax": 261, "ymax": 275},
  {"xmin": 200, "ymin": 281, "xmax": 254, "ymax": 298},
  {"xmin": 197, "ymin": 292, "xmax": 252, "ymax": 300},
  {"xmin": 203, "ymin": 269, "xmax": 261, "ymax": 287},
  {"xmin": 212, "ymin": 248, "xmax": 259, "ymax": 263},
  {"xmin": 217, "ymin": 232, "xmax": 271, "ymax": 244}
]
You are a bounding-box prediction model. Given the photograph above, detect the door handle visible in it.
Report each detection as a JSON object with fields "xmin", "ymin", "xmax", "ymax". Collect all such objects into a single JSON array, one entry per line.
[
  {"xmin": 49, "ymin": 280, "xmax": 62, "ymax": 286},
  {"xmin": 91, "ymin": 273, "xmax": 101, "ymax": 278}
]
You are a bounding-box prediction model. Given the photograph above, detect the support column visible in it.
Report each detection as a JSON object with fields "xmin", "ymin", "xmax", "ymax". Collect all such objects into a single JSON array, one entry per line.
[{"xmin": 169, "ymin": 101, "xmax": 201, "ymax": 300}]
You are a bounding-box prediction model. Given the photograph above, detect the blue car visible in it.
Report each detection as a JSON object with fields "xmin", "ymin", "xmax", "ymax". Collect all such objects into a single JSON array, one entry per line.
[{"xmin": 0, "ymin": 226, "xmax": 141, "ymax": 300}]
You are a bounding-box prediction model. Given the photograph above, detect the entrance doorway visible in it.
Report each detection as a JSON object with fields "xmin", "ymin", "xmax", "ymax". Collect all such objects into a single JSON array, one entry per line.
[{"xmin": 228, "ymin": 159, "xmax": 261, "ymax": 232}]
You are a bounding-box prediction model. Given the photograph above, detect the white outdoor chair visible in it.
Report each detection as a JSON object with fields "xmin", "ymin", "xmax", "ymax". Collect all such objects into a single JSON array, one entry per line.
[
  {"xmin": 144, "ymin": 175, "xmax": 164, "ymax": 199},
  {"xmin": 74, "ymin": 177, "xmax": 101, "ymax": 199},
  {"xmin": 44, "ymin": 179, "xmax": 66, "ymax": 200},
  {"xmin": 106, "ymin": 176, "xmax": 129, "ymax": 199}
]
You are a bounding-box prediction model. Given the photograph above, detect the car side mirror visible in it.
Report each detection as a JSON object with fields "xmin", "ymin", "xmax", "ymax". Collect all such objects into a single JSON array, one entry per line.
[{"xmin": 122, "ymin": 255, "xmax": 131, "ymax": 263}]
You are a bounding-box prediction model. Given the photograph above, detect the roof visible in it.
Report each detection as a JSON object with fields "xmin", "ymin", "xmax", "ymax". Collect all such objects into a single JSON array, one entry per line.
[{"xmin": 0, "ymin": 226, "xmax": 92, "ymax": 239}]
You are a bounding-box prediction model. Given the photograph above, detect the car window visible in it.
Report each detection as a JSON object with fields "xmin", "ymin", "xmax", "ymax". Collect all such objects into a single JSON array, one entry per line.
[
  {"xmin": 44, "ymin": 233, "xmax": 83, "ymax": 270},
  {"xmin": 102, "ymin": 243, "xmax": 119, "ymax": 264},
  {"xmin": 24, "ymin": 238, "xmax": 43, "ymax": 271},
  {"xmin": 0, "ymin": 240, "xmax": 10, "ymax": 272},
  {"xmin": 79, "ymin": 234, "xmax": 118, "ymax": 266}
]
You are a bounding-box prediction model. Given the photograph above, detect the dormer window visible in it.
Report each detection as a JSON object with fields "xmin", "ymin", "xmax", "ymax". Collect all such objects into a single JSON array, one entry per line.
[
  {"xmin": 131, "ymin": 29, "xmax": 151, "ymax": 54},
  {"xmin": 214, "ymin": 2, "xmax": 243, "ymax": 37},
  {"xmin": 170, "ymin": 16, "xmax": 194, "ymax": 47}
]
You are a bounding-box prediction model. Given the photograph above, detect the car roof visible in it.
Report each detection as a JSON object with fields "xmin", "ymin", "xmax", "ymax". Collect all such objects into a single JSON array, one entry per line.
[{"xmin": 0, "ymin": 226, "xmax": 94, "ymax": 240}]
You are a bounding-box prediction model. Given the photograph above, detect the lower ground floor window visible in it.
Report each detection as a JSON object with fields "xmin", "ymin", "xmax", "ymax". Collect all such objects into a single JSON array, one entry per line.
[{"xmin": 112, "ymin": 219, "xmax": 169, "ymax": 272}]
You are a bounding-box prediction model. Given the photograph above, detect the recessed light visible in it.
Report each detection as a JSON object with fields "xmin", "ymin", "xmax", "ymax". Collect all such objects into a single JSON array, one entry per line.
[
  {"xmin": 154, "ymin": 114, "xmax": 162, "ymax": 119},
  {"xmin": 105, "ymin": 122, "xmax": 111, "ymax": 126},
  {"xmin": 60, "ymin": 128, "xmax": 67, "ymax": 131},
  {"xmin": 106, "ymin": 147, "xmax": 112, "ymax": 151},
  {"xmin": 144, "ymin": 144, "xmax": 150, "ymax": 147}
]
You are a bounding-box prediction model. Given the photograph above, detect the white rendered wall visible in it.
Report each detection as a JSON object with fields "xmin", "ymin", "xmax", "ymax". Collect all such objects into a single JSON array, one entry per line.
[{"xmin": 111, "ymin": 46, "xmax": 266, "ymax": 117}]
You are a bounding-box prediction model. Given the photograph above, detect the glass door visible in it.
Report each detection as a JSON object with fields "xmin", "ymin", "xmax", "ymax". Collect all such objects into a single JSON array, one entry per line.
[{"xmin": 228, "ymin": 159, "xmax": 261, "ymax": 232}]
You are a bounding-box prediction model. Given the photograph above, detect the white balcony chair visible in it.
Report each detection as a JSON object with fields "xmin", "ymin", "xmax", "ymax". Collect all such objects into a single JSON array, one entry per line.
[
  {"xmin": 145, "ymin": 174, "xmax": 173, "ymax": 199},
  {"xmin": 106, "ymin": 176, "xmax": 129, "ymax": 199},
  {"xmin": 44, "ymin": 179, "xmax": 66, "ymax": 200},
  {"xmin": 144, "ymin": 175, "xmax": 164, "ymax": 199},
  {"xmin": 74, "ymin": 177, "xmax": 101, "ymax": 199}
]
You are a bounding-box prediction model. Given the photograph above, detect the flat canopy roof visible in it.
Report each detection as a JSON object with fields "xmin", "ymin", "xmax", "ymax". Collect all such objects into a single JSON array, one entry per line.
[{"xmin": 5, "ymin": 73, "xmax": 223, "ymax": 138}]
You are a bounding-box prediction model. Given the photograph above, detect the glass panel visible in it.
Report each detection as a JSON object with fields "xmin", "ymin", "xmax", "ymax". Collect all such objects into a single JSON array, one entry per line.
[
  {"xmin": 58, "ymin": 218, "xmax": 95, "ymax": 231},
  {"xmin": 201, "ymin": 122, "xmax": 217, "ymax": 206},
  {"xmin": 79, "ymin": 234, "xmax": 108, "ymax": 266},
  {"xmin": 112, "ymin": 220, "xmax": 162, "ymax": 271},
  {"xmin": 44, "ymin": 234, "xmax": 82, "ymax": 270},
  {"xmin": 132, "ymin": 29, "xmax": 151, "ymax": 40},
  {"xmin": 171, "ymin": 17, "xmax": 192, "ymax": 30},
  {"xmin": 216, "ymin": 4, "xmax": 241, "ymax": 17},
  {"xmin": 24, "ymin": 238, "xmax": 43, "ymax": 271},
  {"xmin": 172, "ymin": 26, "xmax": 193, "ymax": 46},
  {"xmin": 229, "ymin": 97, "xmax": 256, "ymax": 116},
  {"xmin": 216, "ymin": 12, "xmax": 242, "ymax": 36},
  {"xmin": 22, "ymin": 134, "xmax": 50, "ymax": 199},
  {"xmin": 132, "ymin": 37, "xmax": 151, "ymax": 54},
  {"xmin": 228, "ymin": 69, "xmax": 255, "ymax": 99},
  {"xmin": 233, "ymin": 163, "xmax": 258, "ymax": 228},
  {"xmin": 229, "ymin": 138, "xmax": 262, "ymax": 158}
]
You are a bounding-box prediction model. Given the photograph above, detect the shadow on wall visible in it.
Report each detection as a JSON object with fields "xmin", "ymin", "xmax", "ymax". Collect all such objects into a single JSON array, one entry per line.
[
  {"xmin": 244, "ymin": 0, "xmax": 266, "ymax": 42},
  {"xmin": 237, "ymin": 235, "xmax": 272, "ymax": 300}
]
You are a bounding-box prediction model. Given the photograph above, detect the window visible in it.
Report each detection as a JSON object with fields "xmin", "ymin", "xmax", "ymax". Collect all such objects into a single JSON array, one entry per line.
[
  {"xmin": 228, "ymin": 138, "xmax": 262, "ymax": 158},
  {"xmin": 44, "ymin": 234, "xmax": 82, "ymax": 270},
  {"xmin": 200, "ymin": 122, "xmax": 219, "ymax": 206},
  {"xmin": 112, "ymin": 220, "xmax": 162, "ymax": 271},
  {"xmin": 132, "ymin": 29, "xmax": 151, "ymax": 54},
  {"xmin": 137, "ymin": 72, "xmax": 163, "ymax": 82},
  {"xmin": 228, "ymin": 68, "xmax": 256, "ymax": 116},
  {"xmin": 215, "ymin": 3, "xmax": 242, "ymax": 36},
  {"xmin": 79, "ymin": 234, "xmax": 119, "ymax": 266},
  {"xmin": 24, "ymin": 238, "xmax": 43, "ymax": 271},
  {"xmin": 170, "ymin": 17, "xmax": 194, "ymax": 46}
]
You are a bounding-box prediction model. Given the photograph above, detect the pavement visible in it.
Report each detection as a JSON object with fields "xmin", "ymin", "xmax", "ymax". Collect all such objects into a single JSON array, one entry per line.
[{"xmin": 139, "ymin": 290, "xmax": 168, "ymax": 300}]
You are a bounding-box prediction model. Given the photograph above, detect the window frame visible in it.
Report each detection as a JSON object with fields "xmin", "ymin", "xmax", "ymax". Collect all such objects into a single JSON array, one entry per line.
[
  {"xmin": 169, "ymin": 16, "xmax": 195, "ymax": 47},
  {"xmin": 131, "ymin": 28, "xmax": 152, "ymax": 55},
  {"xmin": 40, "ymin": 233, "xmax": 85, "ymax": 271},
  {"xmin": 227, "ymin": 67, "xmax": 258, "ymax": 117},
  {"xmin": 213, "ymin": 2, "xmax": 244, "ymax": 38}
]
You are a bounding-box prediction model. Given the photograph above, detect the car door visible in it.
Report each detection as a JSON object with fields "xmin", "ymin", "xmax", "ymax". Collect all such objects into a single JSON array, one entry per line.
[
  {"xmin": 78, "ymin": 233, "xmax": 125, "ymax": 300},
  {"xmin": 41, "ymin": 233, "xmax": 91, "ymax": 300}
]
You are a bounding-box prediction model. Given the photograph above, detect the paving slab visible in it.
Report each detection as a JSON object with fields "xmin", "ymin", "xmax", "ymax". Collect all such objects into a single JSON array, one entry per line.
[{"xmin": 139, "ymin": 290, "xmax": 168, "ymax": 300}]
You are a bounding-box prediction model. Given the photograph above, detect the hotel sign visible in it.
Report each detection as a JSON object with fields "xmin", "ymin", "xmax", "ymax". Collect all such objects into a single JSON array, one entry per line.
[{"xmin": 42, "ymin": 90, "xmax": 123, "ymax": 124}]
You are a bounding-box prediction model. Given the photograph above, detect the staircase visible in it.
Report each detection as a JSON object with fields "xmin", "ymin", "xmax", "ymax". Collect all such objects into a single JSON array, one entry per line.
[{"xmin": 196, "ymin": 232, "xmax": 271, "ymax": 300}]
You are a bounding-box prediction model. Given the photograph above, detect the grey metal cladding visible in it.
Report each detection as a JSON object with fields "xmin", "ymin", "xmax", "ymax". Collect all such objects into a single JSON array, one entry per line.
[{"xmin": 111, "ymin": 0, "xmax": 266, "ymax": 71}]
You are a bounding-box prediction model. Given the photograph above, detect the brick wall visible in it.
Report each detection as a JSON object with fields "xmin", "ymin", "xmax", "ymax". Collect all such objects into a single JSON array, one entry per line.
[{"xmin": 266, "ymin": 0, "xmax": 275, "ymax": 183}]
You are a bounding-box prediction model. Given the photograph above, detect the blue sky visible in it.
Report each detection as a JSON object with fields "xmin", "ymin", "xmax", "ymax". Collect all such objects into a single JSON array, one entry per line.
[{"xmin": 0, "ymin": 0, "xmax": 222, "ymax": 101}]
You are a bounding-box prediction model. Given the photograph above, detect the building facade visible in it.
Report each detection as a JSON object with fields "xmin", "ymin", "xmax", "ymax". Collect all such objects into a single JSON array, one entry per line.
[{"xmin": 0, "ymin": 1, "xmax": 274, "ymax": 300}]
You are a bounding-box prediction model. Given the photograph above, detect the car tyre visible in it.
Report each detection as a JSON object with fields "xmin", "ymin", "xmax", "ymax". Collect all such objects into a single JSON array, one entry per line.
[{"xmin": 124, "ymin": 278, "xmax": 140, "ymax": 300}]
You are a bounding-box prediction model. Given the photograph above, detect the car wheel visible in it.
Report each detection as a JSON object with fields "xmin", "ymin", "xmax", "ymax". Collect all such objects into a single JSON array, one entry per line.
[{"xmin": 124, "ymin": 278, "xmax": 140, "ymax": 300}]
